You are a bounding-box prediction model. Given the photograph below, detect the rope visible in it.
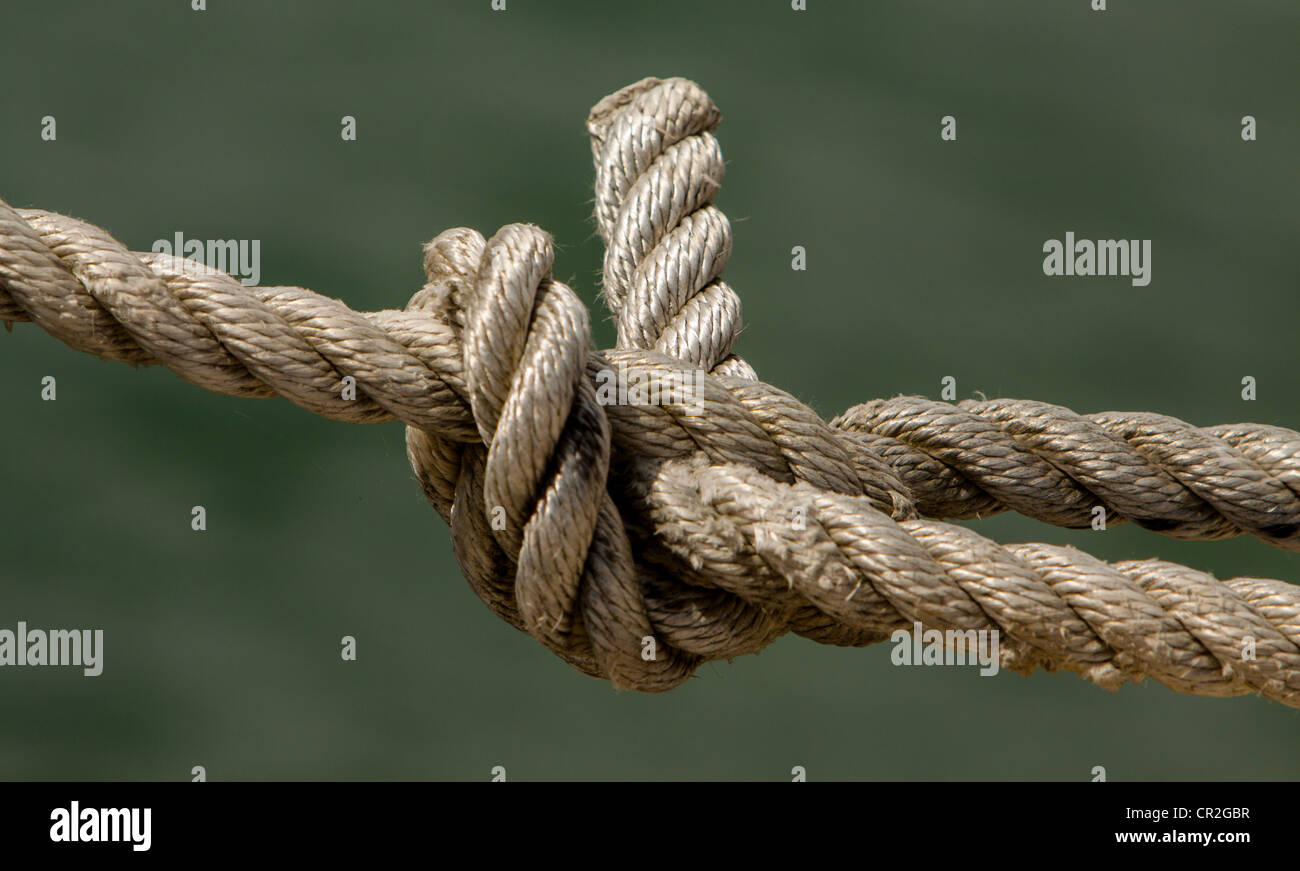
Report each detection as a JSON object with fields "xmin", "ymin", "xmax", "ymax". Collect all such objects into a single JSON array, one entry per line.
[
  {"xmin": 649, "ymin": 456, "xmax": 1300, "ymax": 705},
  {"xmin": 3, "ymin": 77, "xmax": 1298, "ymax": 705},
  {"xmin": 835, "ymin": 398, "xmax": 1300, "ymax": 549}
]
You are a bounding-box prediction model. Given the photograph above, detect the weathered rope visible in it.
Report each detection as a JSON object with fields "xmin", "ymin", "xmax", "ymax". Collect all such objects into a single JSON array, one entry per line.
[
  {"xmin": 648, "ymin": 456, "xmax": 1300, "ymax": 705},
  {"xmin": 3, "ymin": 77, "xmax": 1298, "ymax": 705},
  {"xmin": 587, "ymin": 77, "xmax": 754, "ymax": 380},
  {"xmin": 835, "ymin": 398, "xmax": 1300, "ymax": 550}
]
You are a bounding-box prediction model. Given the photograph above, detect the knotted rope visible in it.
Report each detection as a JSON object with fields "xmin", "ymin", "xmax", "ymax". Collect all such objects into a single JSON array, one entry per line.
[{"xmin": 3, "ymin": 77, "xmax": 1298, "ymax": 705}]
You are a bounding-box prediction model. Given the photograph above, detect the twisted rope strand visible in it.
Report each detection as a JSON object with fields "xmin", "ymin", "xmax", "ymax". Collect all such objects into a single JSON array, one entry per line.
[
  {"xmin": 834, "ymin": 396, "xmax": 1300, "ymax": 550},
  {"xmin": 588, "ymin": 76, "xmax": 754, "ymax": 379},
  {"xmin": 644, "ymin": 456, "xmax": 1300, "ymax": 706}
]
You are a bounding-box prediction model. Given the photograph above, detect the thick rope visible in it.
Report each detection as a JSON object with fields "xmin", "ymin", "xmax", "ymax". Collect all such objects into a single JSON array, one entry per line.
[
  {"xmin": 835, "ymin": 398, "xmax": 1300, "ymax": 550},
  {"xmin": 647, "ymin": 456, "xmax": 1300, "ymax": 706},
  {"xmin": 588, "ymin": 77, "xmax": 755, "ymax": 380},
  {"xmin": 3, "ymin": 78, "xmax": 1298, "ymax": 705}
]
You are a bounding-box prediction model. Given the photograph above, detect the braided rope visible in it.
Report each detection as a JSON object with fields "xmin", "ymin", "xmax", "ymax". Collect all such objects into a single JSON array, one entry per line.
[{"xmin": 3, "ymin": 77, "xmax": 1298, "ymax": 705}]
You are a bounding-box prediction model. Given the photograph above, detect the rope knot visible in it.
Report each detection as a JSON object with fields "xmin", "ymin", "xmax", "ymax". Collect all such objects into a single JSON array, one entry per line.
[
  {"xmin": 4, "ymin": 76, "xmax": 1298, "ymax": 705},
  {"xmin": 411, "ymin": 221, "xmax": 699, "ymax": 689}
]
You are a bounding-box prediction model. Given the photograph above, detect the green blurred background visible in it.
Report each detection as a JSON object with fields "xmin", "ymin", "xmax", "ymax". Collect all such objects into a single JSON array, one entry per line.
[{"xmin": 2, "ymin": 0, "xmax": 1296, "ymax": 780}]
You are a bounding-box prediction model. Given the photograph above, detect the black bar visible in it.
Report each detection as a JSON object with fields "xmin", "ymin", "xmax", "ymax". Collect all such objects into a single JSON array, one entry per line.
[{"xmin": 0, "ymin": 783, "xmax": 1280, "ymax": 857}]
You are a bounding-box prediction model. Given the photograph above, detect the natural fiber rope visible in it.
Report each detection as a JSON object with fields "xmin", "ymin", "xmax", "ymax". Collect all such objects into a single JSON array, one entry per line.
[
  {"xmin": 3, "ymin": 77, "xmax": 1298, "ymax": 705},
  {"xmin": 835, "ymin": 398, "xmax": 1300, "ymax": 549}
]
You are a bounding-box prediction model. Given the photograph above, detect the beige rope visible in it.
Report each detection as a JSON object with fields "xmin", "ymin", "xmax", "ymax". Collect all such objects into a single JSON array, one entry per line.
[
  {"xmin": 648, "ymin": 456, "xmax": 1300, "ymax": 705},
  {"xmin": 3, "ymin": 77, "xmax": 1298, "ymax": 705},
  {"xmin": 835, "ymin": 398, "xmax": 1300, "ymax": 549},
  {"xmin": 588, "ymin": 77, "xmax": 755, "ymax": 380}
]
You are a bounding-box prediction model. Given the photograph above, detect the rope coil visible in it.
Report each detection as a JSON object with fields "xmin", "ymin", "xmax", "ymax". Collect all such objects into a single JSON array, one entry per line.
[{"xmin": 3, "ymin": 77, "xmax": 1298, "ymax": 704}]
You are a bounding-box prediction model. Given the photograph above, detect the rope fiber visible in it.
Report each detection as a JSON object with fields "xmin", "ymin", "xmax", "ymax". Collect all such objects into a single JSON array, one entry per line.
[{"xmin": 3, "ymin": 77, "xmax": 1298, "ymax": 704}]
